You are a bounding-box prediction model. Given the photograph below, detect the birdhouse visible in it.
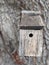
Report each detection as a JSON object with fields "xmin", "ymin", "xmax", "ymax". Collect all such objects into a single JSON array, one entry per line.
[{"xmin": 19, "ymin": 11, "xmax": 45, "ymax": 57}]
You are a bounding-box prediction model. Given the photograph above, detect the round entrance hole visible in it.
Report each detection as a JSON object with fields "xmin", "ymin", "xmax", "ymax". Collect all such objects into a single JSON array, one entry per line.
[{"xmin": 29, "ymin": 33, "xmax": 33, "ymax": 37}]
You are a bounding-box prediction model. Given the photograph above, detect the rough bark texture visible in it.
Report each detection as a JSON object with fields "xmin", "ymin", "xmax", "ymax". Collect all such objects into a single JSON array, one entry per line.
[{"xmin": 0, "ymin": 0, "xmax": 49, "ymax": 65}]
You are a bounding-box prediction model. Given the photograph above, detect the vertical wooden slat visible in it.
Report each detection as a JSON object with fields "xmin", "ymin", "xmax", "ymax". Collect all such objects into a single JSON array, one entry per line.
[{"xmin": 19, "ymin": 29, "xmax": 43, "ymax": 57}]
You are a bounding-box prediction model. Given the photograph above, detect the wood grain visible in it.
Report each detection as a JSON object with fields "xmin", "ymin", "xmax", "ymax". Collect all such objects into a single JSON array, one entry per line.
[{"xmin": 19, "ymin": 29, "xmax": 43, "ymax": 57}]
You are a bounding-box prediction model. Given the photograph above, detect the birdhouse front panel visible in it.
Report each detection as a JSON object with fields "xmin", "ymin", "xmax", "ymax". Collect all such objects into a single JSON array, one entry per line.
[{"xmin": 19, "ymin": 29, "xmax": 43, "ymax": 57}]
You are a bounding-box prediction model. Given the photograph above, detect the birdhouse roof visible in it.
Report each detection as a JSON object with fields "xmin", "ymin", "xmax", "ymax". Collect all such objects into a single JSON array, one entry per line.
[{"xmin": 19, "ymin": 11, "xmax": 45, "ymax": 29}]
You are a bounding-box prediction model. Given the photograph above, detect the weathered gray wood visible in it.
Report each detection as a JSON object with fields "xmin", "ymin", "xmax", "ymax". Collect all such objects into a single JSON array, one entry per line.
[
  {"xmin": 19, "ymin": 29, "xmax": 43, "ymax": 57},
  {"xmin": 19, "ymin": 11, "xmax": 45, "ymax": 27},
  {"xmin": 21, "ymin": 10, "xmax": 41, "ymax": 15}
]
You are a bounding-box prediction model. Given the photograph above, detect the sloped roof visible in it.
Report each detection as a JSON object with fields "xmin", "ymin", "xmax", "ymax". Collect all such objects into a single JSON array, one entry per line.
[{"xmin": 19, "ymin": 11, "xmax": 45, "ymax": 29}]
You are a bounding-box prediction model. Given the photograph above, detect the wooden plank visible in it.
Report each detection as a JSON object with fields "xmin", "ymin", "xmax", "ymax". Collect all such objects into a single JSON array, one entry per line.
[
  {"xmin": 19, "ymin": 29, "xmax": 43, "ymax": 56},
  {"xmin": 19, "ymin": 11, "xmax": 45, "ymax": 27},
  {"xmin": 21, "ymin": 10, "xmax": 41, "ymax": 15}
]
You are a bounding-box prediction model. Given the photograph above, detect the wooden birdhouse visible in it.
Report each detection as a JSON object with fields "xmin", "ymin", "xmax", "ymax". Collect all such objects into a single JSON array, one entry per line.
[{"xmin": 19, "ymin": 11, "xmax": 45, "ymax": 57}]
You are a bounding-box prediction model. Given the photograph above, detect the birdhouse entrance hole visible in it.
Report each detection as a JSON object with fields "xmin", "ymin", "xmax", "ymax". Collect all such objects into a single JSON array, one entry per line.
[
  {"xmin": 29, "ymin": 33, "xmax": 33, "ymax": 37},
  {"xmin": 19, "ymin": 29, "xmax": 43, "ymax": 56}
]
